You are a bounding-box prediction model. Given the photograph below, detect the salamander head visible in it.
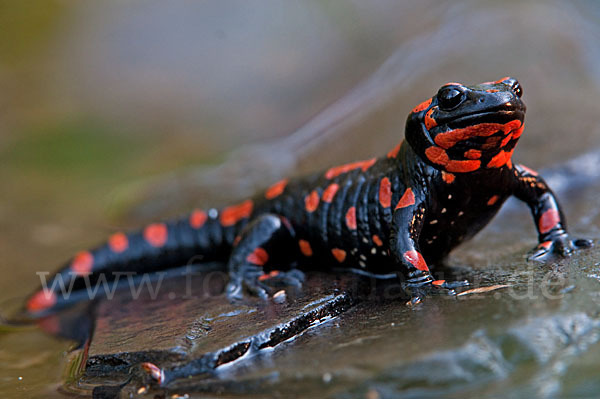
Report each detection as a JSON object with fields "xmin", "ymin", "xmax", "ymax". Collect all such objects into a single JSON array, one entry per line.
[{"xmin": 405, "ymin": 77, "xmax": 526, "ymax": 173}]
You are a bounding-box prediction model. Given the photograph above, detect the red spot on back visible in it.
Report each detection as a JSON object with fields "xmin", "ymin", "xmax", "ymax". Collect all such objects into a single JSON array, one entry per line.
[
  {"xmin": 387, "ymin": 142, "xmax": 402, "ymax": 158},
  {"xmin": 322, "ymin": 183, "xmax": 340, "ymax": 203},
  {"xmin": 305, "ymin": 190, "xmax": 320, "ymax": 213},
  {"xmin": 71, "ymin": 251, "xmax": 94, "ymax": 276},
  {"xmin": 432, "ymin": 279, "xmax": 446, "ymax": 286},
  {"xmin": 446, "ymin": 159, "xmax": 481, "ymax": 173},
  {"xmin": 265, "ymin": 179, "xmax": 289, "ymax": 200},
  {"xmin": 487, "ymin": 195, "xmax": 500, "ymax": 206},
  {"xmin": 144, "ymin": 223, "xmax": 168, "ymax": 247},
  {"xmin": 220, "ymin": 200, "xmax": 254, "ymax": 227},
  {"xmin": 108, "ymin": 232, "xmax": 129, "ymax": 253},
  {"xmin": 540, "ymin": 240, "xmax": 552, "ymax": 250},
  {"xmin": 379, "ymin": 177, "xmax": 392, "ymax": 208},
  {"xmin": 487, "ymin": 149, "xmax": 514, "ymax": 168},
  {"xmin": 494, "ymin": 76, "xmax": 511, "ymax": 84},
  {"xmin": 247, "ymin": 247, "xmax": 269, "ymax": 266},
  {"xmin": 345, "ymin": 207, "xmax": 357, "ymax": 230},
  {"xmin": 325, "ymin": 158, "xmax": 376, "ymax": 179},
  {"xmin": 539, "ymin": 209, "xmax": 560, "ymax": 234},
  {"xmin": 396, "ymin": 188, "xmax": 415, "ymax": 209},
  {"xmin": 424, "ymin": 108, "xmax": 437, "ymax": 130},
  {"xmin": 412, "ymin": 98, "xmax": 432, "ymax": 113},
  {"xmin": 189, "ymin": 209, "xmax": 208, "ymax": 229},
  {"xmin": 464, "ymin": 149, "xmax": 482, "ymax": 160},
  {"xmin": 299, "ymin": 240, "xmax": 313, "ymax": 257},
  {"xmin": 27, "ymin": 290, "xmax": 57, "ymax": 313},
  {"xmin": 442, "ymin": 171, "xmax": 455, "ymax": 184},
  {"xmin": 372, "ymin": 234, "xmax": 383, "ymax": 247},
  {"xmin": 403, "ymin": 250, "xmax": 429, "ymax": 272},
  {"xmin": 332, "ymin": 248, "xmax": 347, "ymax": 263}
]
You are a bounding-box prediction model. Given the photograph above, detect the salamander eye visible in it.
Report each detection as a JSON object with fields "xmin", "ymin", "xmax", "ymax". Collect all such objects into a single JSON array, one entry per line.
[
  {"xmin": 437, "ymin": 86, "xmax": 465, "ymax": 111},
  {"xmin": 511, "ymin": 81, "xmax": 523, "ymax": 98}
]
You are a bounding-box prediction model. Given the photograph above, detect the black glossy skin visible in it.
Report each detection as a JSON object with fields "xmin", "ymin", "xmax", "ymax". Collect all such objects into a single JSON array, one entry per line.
[{"xmin": 26, "ymin": 77, "xmax": 591, "ymax": 315}]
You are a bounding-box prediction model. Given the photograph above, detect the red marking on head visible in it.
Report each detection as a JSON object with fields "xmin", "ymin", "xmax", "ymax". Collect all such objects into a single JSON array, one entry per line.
[
  {"xmin": 265, "ymin": 179, "xmax": 289, "ymax": 200},
  {"xmin": 299, "ymin": 240, "xmax": 313, "ymax": 257},
  {"xmin": 442, "ymin": 171, "xmax": 455, "ymax": 184},
  {"xmin": 539, "ymin": 209, "xmax": 560, "ymax": 234},
  {"xmin": 487, "ymin": 195, "xmax": 500, "ymax": 206},
  {"xmin": 425, "ymin": 146, "xmax": 480, "ymax": 173},
  {"xmin": 519, "ymin": 164, "xmax": 538, "ymax": 176},
  {"xmin": 412, "ymin": 98, "xmax": 432, "ymax": 113},
  {"xmin": 190, "ymin": 209, "xmax": 208, "ymax": 229},
  {"xmin": 485, "ymin": 89, "xmax": 499, "ymax": 93},
  {"xmin": 379, "ymin": 177, "xmax": 392, "ymax": 208},
  {"xmin": 322, "ymin": 183, "xmax": 340, "ymax": 203},
  {"xmin": 258, "ymin": 270, "xmax": 280, "ymax": 282},
  {"xmin": 425, "ymin": 146, "xmax": 450, "ymax": 166},
  {"xmin": 108, "ymin": 232, "xmax": 129, "ymax": 253},
  {"xmin": 512, "ymin": 125, "xmax": 524, "ymax": 139},
  {"xmin": 332, "ymin": 248, "xmax": 347, "ymax": 263},
  {"xmin": 372, "ymin": 234, "xmax": 383, "ymax": 247},
  {"xmin": 220, "ymin": 200, "xmax": 254, "ymax": 227},
  {"xmin": 464, "ymin": 149, "xmax": 481, "ymax": 160},
  {"xmin": 500, "ymin": 133, "xmax": 513, "ymax": 147},
  {"xmin": 325, "ymin": 158, "xmax": 377, "ymax": 179},
  {"xmin": 144, "ymin": 223, "xmax": 168, "ymax": 247},
  {"xmin": 487, "ymin": 149, "xmax": 514, "ymax": 168},
  {"xmin": 27, "ymin": 290, "xmax": 57, "ymax": 313},
  {"xmin": 71, "ymin": 251, "xmax": 94, "ymax": 276},
  {"xmin": 481, "ymin": 136, "xmax": 502, "ymax": 150},
  {"xmin": 305, "ymin": 190, "xmax": 320, "ymax": 213},
  {"xmin": 424, "ymin": 108, "xmax": 437, "ymax": 130},
  {"xmin": 403, "ymin": 250, "xmax": 429, "ymax": 272},
  {"xmin": 494, "ymin": 76, "xmax": 511, "ymax": 84},
  {"xmin": 432, "ymin": 280, "xmax": 446, "ymax": 286},
  {"xmin": 540, "ymin": 240, "xmax": 553, "ymax": 250},
  {"xmin": 387, "ymin": 142, "xmax": 402, "ymax": 158},
  {"xmin": 395, "ymin": 188, "xmax": 415, "ymax": 209},
  {"xmin": 345, "ymin": 207, "xmax": 357, "ymax": 230},
  {"xmin": 247, "ymin": 247, "xmax": 269, "ymax": 266},
  {"xmin": 434, "ymin": 123, "xmax": 504, "ymax": 149},
  {"xmin": 446, "ymin": 159, "xmax": 481, "ymax": 173}
]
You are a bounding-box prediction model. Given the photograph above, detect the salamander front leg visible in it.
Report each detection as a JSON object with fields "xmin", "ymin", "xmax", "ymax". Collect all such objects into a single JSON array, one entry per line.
[
  {"xmin": 225, "ymin": 214, "xmax": 303, "ymax": 301},
  {"xmin": 390, "ymin": 199, "xmax": 468, "ymax": 305},
  {"xmin": 512, "ymin": 164, "xmax": 593, "ymax": 261}
]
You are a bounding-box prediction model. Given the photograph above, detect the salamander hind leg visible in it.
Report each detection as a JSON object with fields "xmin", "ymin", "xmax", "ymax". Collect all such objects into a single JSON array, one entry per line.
[{"xmin": 225, "ymin": 214, "xmax": 304, "ymax": 301}]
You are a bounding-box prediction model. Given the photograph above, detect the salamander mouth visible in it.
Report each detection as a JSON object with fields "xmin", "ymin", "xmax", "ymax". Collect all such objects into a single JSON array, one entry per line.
[{"xmin": 444, "ymin": 110, "xmax": 524, "ymax": 129}]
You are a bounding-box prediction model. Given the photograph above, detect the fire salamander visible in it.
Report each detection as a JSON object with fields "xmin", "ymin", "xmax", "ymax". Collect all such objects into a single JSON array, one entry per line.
[{"xmin": 26, "ymin": 77, "xmax": 591, "ymax": 315}]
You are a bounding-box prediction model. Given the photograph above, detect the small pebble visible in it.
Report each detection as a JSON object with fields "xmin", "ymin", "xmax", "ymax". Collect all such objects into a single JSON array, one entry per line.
[
  {"xmin": 137, "ymin": 386, "xmax": 147, "ymax": 394},
  {"xmin": 18, "ymin": 377, "xmax": 23, "ymax": 381},
  {"xmin": 322, "ymin": 372, "xmax": 332, "ymax": 383}
]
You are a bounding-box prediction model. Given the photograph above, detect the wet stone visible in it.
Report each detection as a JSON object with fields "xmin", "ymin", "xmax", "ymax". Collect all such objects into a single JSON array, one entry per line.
[{"xmin": 75, "ymin": 267, "xmax": 381, "ymax": 393}]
